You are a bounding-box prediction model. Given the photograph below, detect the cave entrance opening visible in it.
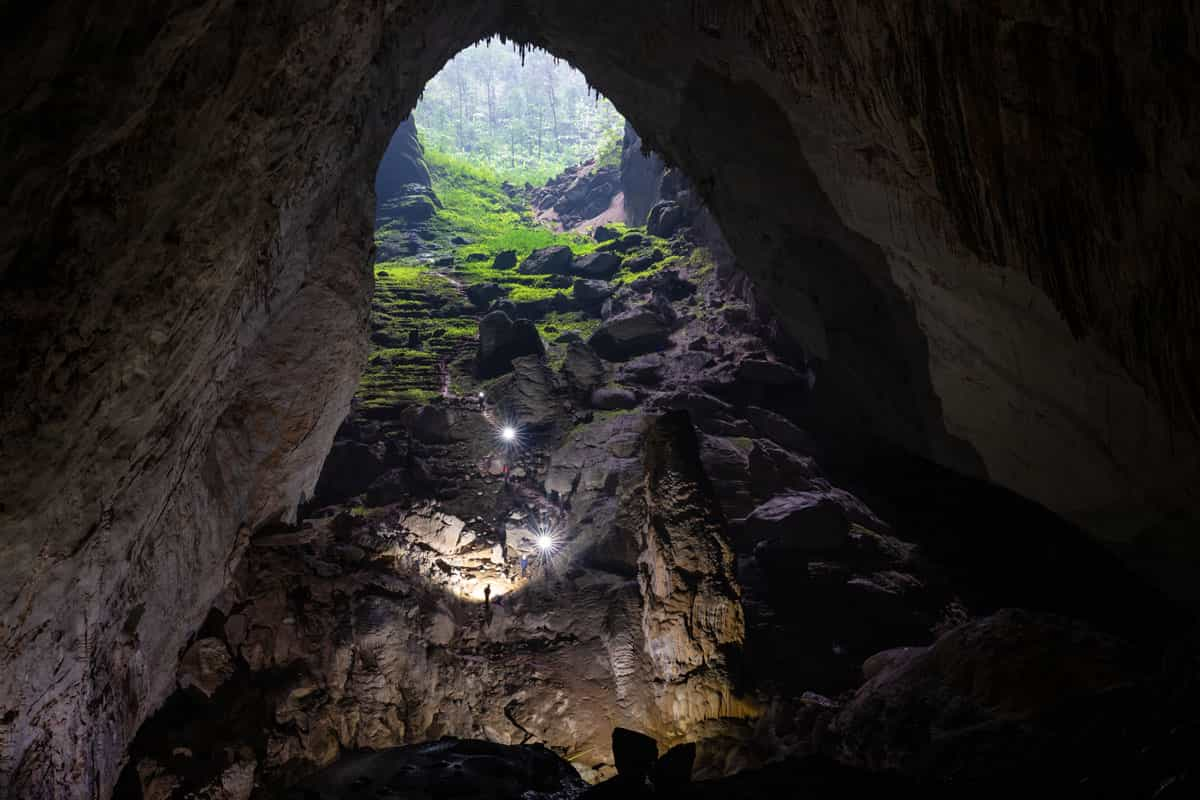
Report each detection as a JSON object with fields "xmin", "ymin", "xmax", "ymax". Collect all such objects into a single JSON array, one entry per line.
[{"xmin": 364, "ymin": 38, "xmax": 633, "ymax": 414}]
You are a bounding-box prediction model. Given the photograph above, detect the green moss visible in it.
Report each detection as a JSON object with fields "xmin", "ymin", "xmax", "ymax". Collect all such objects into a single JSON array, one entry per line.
[{"xmin": 425, "ymin": 146, "xmax": 597, "ymax": 264}]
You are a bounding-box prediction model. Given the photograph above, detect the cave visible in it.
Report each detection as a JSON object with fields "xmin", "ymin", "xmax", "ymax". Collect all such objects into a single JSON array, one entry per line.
[{"xmin": 3, "ymin": 3, "xmax": 1200, "ymax": 799}]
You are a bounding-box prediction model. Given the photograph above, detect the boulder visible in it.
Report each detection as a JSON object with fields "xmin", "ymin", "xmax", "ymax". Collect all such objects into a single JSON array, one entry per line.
[
  {"xmin": 476, "ymin": 311, "xmax": 545, "ymax": 379},
  {"xmin": 619, "ymin": 353, "xmax": 665, "ymax": 385},
  {"xmin": 466, "ymin": 282, "xmax": 507, "ymax": 309},
  {"xmin": 746, "ymin": 406, "xmax": 817, "ymax": 454},
  {"xmin": 646, "ymin": 200, "xmax": 685, "ymax": 237},
  {"xmin": 177, "ymin": 638, "xmax": 234, "ymax": 698},
  {"xmin": 600, "ymin": 232, "xmax": 646, "ymax": 253},
  {"xmin": 517, "ymin": 245, "xmax": 574, "ymax": 274},
  {"xmin": 736, "ymin": 358, "xmax": 808, "ymax": 386},
  {"xmin": 744, "ymin": 492, "xmax": 850, "ymax": 552},
  {"xmin": 572, "ymin": 251, "xmax": 622, "ymax": 279},
  {"xmin": 492, "ymin": 249, "xmax": 517, "ymax": 270},
  {"xmin": 600, "ymin": 291, "xmax": 630, "ymax": 320},
  {"xmin": 587, "ymin": 308, "xmax": 672, "ymax": 361},
  {"xmin": 611, "ymin": 728, "xmax": 658, "ymax": 779},
  {"xmin": 554, "ymin": 330, "xmax": 585, "ymax": 345},
  {"xmin": 495, "ymin": 355, "xmax": 564, "ymax": 433},
  {"xmin": 593, "ymin": 225, "xmax": 619, "ymax": 242},
  {"xmin": 573, "ymin": 278, "xmax": 614, "ymax": 304},
  {"xmin": 621, "ymin": 248, "xmax": 665, "ymax": 273},
  {"xmin": 654, "ymin": 742, "xmax": 696, "ymax": 789},
  {"xmin": 464, "ymin": 252, "xmax": 490, "ymax": 262},
  {"xmin": 561, "ymin": 340, "xmax": 606, "ymax": 400},
  {"xmin": 590, "ymin": 387, "xmax": 638, "ymax": 410},
  {"xmin": 390, "ymin": 194, "xmax": 437, "ymax": 223},
  {"xmin": 630, "ymin": 269, "xmax": 695, "ymax": 300}
]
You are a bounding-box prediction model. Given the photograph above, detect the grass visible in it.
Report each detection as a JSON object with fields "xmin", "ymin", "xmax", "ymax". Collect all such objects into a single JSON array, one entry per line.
[
  {"xmin": 425, "ymin": 147, "xmax": 597, "ymax": 263},
  {"xmin": 359, "ymin": 143, "xmax": 718, "ymax": 412}
]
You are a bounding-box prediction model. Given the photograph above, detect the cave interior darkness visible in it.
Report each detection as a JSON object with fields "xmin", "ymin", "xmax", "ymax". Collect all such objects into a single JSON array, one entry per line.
[{"xmin": 3, "ymin": 2, "xmax": 1200, "ymax": 799}]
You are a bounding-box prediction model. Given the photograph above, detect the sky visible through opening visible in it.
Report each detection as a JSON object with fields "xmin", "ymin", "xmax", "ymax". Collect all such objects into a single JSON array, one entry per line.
[{"xmin": 413, "ymin": 39, "xmax": 626, "ymax": 186}]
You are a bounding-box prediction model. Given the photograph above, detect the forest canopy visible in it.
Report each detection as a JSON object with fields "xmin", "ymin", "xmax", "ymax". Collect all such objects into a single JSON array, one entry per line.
[{"xmin": 413, "ymin": 39, "xmax": 626, "ymax": 186}]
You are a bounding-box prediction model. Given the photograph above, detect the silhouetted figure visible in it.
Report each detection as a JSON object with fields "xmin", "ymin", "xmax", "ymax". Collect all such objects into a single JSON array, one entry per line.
[{"xmin": 483, "ymin": 584, "xmax": 492, "ymax": 625}]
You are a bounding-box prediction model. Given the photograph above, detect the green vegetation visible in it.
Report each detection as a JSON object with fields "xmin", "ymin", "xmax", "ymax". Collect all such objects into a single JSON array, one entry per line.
[
  {"xmin": 361, "ymin": 145, "xmax": 609, "ymax": 409},
  {"xmin": 413, "ymin": 39, "xmax": 625, "ymax": 185},
  {"xmin": 423, "ymin": 147, "xmax": 596, "ymax": 262},
  {"xmin": 362, "ymin": 124, "xmax": 719, "ymax": 413}
]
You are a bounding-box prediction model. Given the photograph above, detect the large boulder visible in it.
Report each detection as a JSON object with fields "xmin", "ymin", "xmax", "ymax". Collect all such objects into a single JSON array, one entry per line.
[
  {"xmin": 492, "ymin": 249, "xmax": 518, "ymax": 270},
  {"xmin": 621, "ymin": 248, "xmax": 664, "ymax": 273},
  {"xmin": 517, "ymin": 245, "xmax": 574, "ymax": 275},
  {"xmin": 573, "ymin": 278, "xmax": 615, "ymax": 304},
  {"xmin": 466, "ymin": 282, "xmax": 507, "ymax": 309},
  {"xmin": 494, "ymin": 355, "xmax": 565, "ymax": 433},
  {"xmin": 744, "ymin": 492, "xmax": 850, "ymax": 552},
  {"xmin": 572, "ymin": 251, "xmax": 622, "ymax": 279},
  {"xmin": 629, "ymin": 268, "xmax": 695, "ymax": 300},
  {"xmin": 736, "ymin": 358, "xmax": 809, "ymax": 386},
  {"xmin": 591, "ymin": 386, "xmax": 638, "ymax": 410},
  {"xmin": 387, "ymin": 191, "xmax": 438, "ymax": 223},
  {"xmin": 611, "ymin": 728, "xmax": 658, "ymax": 780},
  {"xmin": 587, "ymin": 308, "xmax": 673, "ymax": 361},
  {"xmin": 561, "ymin": 339, "xmax": 606, "ymax": 400},
  {"xmin": 746, "ymin": 406, "xmax": 817, "ymax": 454},
  {"xmin": 646, "ymin": 200, "xmax": 685, "ymax": 237},
  {"xmin": 476, "ymin": 311, "xmax": 545, "ymax": 378},
  {"xmin": 600, "ymin": 232, "xmax": 646, "ymax": 254}
]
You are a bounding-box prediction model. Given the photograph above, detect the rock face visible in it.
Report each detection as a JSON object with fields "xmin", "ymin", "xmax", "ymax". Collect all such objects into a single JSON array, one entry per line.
[
  {"xmin": 4, "ymin": 2, "xmax": 1200, "ymax": 797},
  {"xmin": 620, "ymin": 122, "xmax": 666, "ymax": 227},
  {"xmin": 374, "ymin": 118, "xmax": 431, "ymax": 213},
  {"xmin": 639, "ymin": 413, "xmax": 746, "ymax": 730}
]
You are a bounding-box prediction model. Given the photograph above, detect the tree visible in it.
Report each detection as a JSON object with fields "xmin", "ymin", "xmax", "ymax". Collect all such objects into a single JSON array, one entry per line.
[{"xmin": 411, "ymin": 39, "xmax": 624, "ymax": 185}]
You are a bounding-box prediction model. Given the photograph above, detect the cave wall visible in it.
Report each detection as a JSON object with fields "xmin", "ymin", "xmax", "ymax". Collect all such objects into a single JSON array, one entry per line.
[{"xmin": 3, "ymin": 1, "xmax": 1199, "ymax": 797}]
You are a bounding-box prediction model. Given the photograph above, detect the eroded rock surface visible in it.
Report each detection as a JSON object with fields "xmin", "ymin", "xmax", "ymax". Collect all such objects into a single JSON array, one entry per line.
[{"xmin": 5, "ymin": 3, "xmax": 1200, "ymax": 797}]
